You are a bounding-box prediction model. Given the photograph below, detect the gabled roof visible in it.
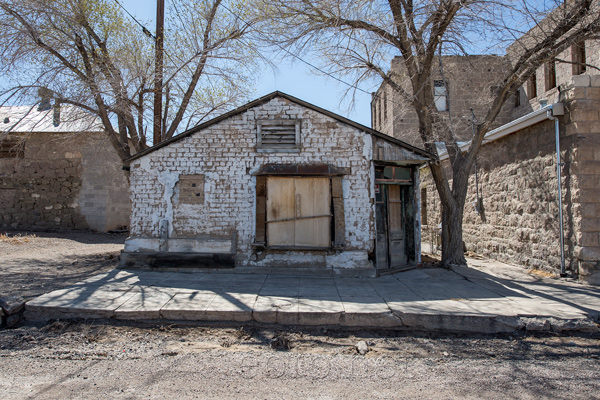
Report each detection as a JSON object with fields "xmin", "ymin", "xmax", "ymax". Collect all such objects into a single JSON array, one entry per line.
[
  {"xmin": 126, "ymin": 91, "xmax": 434, "ymax": 162},
  {"xmin": 0, "ymin": 105, "xmax": 103, "ymax": 133}
]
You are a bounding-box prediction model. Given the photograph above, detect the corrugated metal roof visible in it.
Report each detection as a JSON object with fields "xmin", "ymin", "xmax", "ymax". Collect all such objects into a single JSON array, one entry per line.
[{"xmin": 0, "ymin": 105, "xmax": 103, "ymax": 133}]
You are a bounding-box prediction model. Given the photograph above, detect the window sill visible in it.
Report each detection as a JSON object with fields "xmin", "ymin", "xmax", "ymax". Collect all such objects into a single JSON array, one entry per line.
[
  {"xmin": 256, "ymin": 147, "xmax": 301, "ymax": 153},
  {"xmin": 251, "ymin": 243, "xmax": 345, "ymax": 252}
]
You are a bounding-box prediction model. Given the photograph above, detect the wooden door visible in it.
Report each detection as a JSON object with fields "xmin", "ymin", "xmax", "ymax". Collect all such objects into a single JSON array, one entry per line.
[
  {"xmin": 375, "ymin": 184, "xmax": 407, "ymax": 270},
  {"xmin": 375, "ymin": 184, "xmax": 389, "ymax": 269},
  {"xmin": 266, "ymin": 177, "xmax": 296, "ymax": 246},
  {"xmin": 266, "ymin": 177, "xmax": 331, "ymax": 248},
  {"xmin": 387, "ymin": 185, "xmax": 407, "ymax": 267}
]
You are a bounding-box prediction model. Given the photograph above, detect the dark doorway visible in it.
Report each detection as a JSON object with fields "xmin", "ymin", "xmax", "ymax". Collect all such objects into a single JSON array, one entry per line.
[{"xmin": 374, "ymin": 166, "xmax": 415, "ymax": 272}]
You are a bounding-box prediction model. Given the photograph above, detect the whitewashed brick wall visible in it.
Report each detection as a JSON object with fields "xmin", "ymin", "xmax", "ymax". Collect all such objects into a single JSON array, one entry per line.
[{"xmin": 129, "ymin": 97, "xmax": 375, "ymax": 267}]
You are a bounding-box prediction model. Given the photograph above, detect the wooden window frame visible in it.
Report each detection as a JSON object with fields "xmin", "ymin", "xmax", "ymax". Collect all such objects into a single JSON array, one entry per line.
[
  {"xmin": 433, "ymin": 80, "xmax": 448, "ymax": 111},
  {"xmin": 572, "ymin": 42, "xmax": 587, "ymax": 75},
  {"xmin": 528, "ymin": 73, "xmax": 537, "ymax": 99},
  {"xmin": 545, "ymin": 61, "xmax": 556, "ymax": 91}
]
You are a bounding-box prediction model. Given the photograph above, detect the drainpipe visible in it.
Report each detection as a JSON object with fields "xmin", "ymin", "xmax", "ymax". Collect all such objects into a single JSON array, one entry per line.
[{"xmin": 547, "ymin": 105, "xmax": 567, "ymax": 277}]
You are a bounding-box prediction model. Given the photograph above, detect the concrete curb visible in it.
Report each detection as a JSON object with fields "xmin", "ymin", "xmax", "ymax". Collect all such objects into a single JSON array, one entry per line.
[{"xmin": 24, "ymin": 303, "xmax": 599, "ymax": 334}]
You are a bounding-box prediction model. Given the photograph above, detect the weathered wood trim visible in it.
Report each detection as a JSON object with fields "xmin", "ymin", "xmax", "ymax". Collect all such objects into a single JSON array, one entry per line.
[
  {"xmin": 331, "ymin": 176, "xmax": 345, "ymax": 247},
  {"xmin": 253, "ymin": 163, "xmax": 350, "ymax": 176},
  {"xmin": 255, "ymin": 175, "xmax": 267, "ymax": 243}
]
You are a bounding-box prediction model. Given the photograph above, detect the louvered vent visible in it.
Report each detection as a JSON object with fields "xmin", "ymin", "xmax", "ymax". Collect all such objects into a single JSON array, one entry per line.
[{"xmin": 257, "ymin": 120, "xmax": 300, "ymax": 150}]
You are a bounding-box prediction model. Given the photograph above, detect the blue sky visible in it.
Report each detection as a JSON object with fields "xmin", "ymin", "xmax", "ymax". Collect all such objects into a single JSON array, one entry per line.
[{"xmin": 120, "ymin": 0, "xmax": 374, "ymax": 126}]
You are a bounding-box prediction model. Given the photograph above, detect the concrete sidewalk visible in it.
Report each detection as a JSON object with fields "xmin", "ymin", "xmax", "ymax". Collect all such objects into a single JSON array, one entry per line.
[{"xmin": 25, "ymin": 257, "xmax": 600, "ymax": 334}]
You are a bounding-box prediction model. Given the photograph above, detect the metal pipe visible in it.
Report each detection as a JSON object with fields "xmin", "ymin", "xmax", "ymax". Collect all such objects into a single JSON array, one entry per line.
[
  {"xmin": 547, "ymin": 107, "xmax": 567, "ymax": 277},
  {"xmin": 471, "ymin": 108, "xmax": 481, "ymax": 213}
]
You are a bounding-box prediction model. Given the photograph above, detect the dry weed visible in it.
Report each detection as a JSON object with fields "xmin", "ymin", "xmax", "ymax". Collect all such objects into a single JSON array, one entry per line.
[{"xmin": 0, "ymin": 233, "xmax": 38, "ymax": 245}]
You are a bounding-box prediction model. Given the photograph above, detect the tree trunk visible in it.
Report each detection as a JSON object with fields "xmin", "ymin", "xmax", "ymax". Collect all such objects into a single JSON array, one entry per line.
[
  {"xmin": 439, "ymin": 168, "xmax": 470, "ymax": 267},
  {"xmin": 440, "ymin": 200, "xmax": 466, "ymax": 267}
]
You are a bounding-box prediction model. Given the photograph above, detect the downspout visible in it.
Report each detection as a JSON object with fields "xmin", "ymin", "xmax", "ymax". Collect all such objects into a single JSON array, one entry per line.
[
  {"xmin": 471, "ymin": 108, "xmax": 482, "ymax": 214},
  {"xmin": 547, "ymin": 106, "xmax": 567, "ymax": 277}
]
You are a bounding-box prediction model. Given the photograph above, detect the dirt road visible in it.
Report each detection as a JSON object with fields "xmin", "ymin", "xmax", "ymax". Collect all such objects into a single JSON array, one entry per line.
[{"xmin": 1, "ymin": 232, "xmax": 599, "ymax": 399}]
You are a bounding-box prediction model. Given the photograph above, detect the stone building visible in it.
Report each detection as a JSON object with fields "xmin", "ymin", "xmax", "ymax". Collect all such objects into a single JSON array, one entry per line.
[
  {"xmin": 0, "ymin": 104, "xmax": 130, "ymax": 232},
  {"xmin": 122, "ymin": 92, "xmax": 432, "ymax": 276},
  {"xmin": 373, "ymin": 36, "xmax": 600, "ymax": 284},
  {"xmin": 371, "ymin": 55, "xmax": 514, "ymax": 147}
]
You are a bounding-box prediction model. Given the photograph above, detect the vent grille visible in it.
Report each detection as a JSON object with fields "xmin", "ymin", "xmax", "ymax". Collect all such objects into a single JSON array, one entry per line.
[{"xmin": 257, "ymin": 120, "xmax": 300, "ymax": 149}]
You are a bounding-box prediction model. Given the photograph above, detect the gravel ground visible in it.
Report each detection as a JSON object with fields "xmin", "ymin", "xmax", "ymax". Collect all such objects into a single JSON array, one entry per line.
[
  {"xmin": 0, "ymin": 231, "xmax": 125, "ymax": 300},
  {"xmin": 1, "ymin": 232, "xmax": 600, "ymax": 399}
]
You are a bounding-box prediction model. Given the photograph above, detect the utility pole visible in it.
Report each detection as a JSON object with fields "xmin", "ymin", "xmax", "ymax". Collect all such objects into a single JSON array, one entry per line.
[{"xmin": 153, "ymin": 0, "xmax": 165, "ymax": 145}]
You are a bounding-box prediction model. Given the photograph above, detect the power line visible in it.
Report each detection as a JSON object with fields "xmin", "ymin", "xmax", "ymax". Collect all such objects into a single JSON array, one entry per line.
[
  {"xmin": 113, "ymin": 0, "xmax": 396, "ymax": 125},
  {"xmin": 218, "ymin": 2, "xmax": 377, "ymax": 99},
  {"xmin": 112, "ymin": 0, "xmax": 384, "ymax": 101},
  {"xmin": 113, "ymin": 0, "xmax": 155, "ymax": 39}
]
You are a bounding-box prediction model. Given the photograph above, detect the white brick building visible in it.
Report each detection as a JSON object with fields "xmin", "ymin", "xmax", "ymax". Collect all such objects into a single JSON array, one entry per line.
[{"xmin": 122, "ymin": 92, "xmax": 432, "ymax": 276}]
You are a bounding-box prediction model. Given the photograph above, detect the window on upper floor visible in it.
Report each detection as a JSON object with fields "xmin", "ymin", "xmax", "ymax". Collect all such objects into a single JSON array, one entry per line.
[
  {"xmin": 433, "ymin": 80, "xmax": 448, "ymax": 111},
  {"xmin": 383, "ymin": 89, "xmax": 388, "ymax": 123},
  {"xmin": 378, "ymin": 95, "xmax": 382, "ymax": 127},
  {"xmin": 372, "ymin": 100, "xmax": 377, "ymax": 129},
  {"xmin": 256, "ymin": 120, "xmax": 301, "ymax": 152},
  {"xmin": 545, "ymin": 61, "xmax": 556, "ymax": 91},
  {"xmin": 528, "ymin": 72, "xmax": 537, "ymax": 99},
  {"xmin": 572, "ymin": 41, "xmax": 587, "ymax": 75},
  {"xmin": 514, "ymin": 88, "xmax": 521, "ymax": 108}
]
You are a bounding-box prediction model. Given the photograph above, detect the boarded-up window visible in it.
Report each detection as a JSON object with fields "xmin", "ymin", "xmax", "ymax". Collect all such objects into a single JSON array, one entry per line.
[
  {"xmin": 257, "ymin": 120, "xmax": 300, "ymax": 151},
  {"xmin": 179, "ymin": 174, "xmax": 205, "ymax": 204},
  {"xmin": 266, "ymin": 177, "xmax": 331, "ymax": 248},
  {"xmin": 0, "ymin": 137, "xmax": 24, "ymax": 158}
]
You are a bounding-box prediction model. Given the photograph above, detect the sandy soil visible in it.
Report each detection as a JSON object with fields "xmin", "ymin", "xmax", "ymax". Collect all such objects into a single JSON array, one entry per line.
[
  {"xmin": 0, "ymin": 231, "xmax": 125, "ymax": 300},
  {"xmin": 1, "ymin": 319, "xmax": 600, "ymax": 399}
]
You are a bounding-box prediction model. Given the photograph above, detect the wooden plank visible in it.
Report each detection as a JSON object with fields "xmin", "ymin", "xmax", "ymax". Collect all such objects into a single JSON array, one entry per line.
[
  {"xmin": 267, "ymin": 177, "xmax": 295, "ymax": 246},
  {"xmin": 388, "ymin": 185, "xmax": 403, "ymax": 235},
  {"xmin": 333, "ymin": 198, "xmax": 345, "ymax": 247},
  {"xmin": 387, "ymin": 185, "xmax": 406, "ymax": 267},
  {"xmin": 255, "ymin": 176, "xmax": 267, "ymax": 243},
  {"xmin": 295, "ymin": 177, "xmax": 330, "ymax": 247},
  {"xmin": 255, "ymin": 196, "xmax": 266, "ymax": 242},
  {"xmin": 268, "ymin": 220, "xmax": 296, "ymax": 246},
  {"xmin": 331, "ymin": 176, "xmax": 343, "ymax": 198},
  {"xmin": 256, "ymin": 176, "xmax": 266, "ymax": 197}
]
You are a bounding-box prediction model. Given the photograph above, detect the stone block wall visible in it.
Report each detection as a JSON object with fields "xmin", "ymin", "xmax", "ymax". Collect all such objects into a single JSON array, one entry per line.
[
  {"xmin": 566, "ymin": 77, "xmax": 600, "ymax": 284},
  {"xmin": 129, "ymin": 97, "xmax": 376, "ymax": 269},
  {"xmin": 421, "ymin": 75, "xmax": 600, "ymax": 284},
  {"xmin": 372, "ymin": 55, "xmax": 514, "ymax": 147},
  {"xmin": 0, "ymin": 131, "xmax": 130, "ymax": 231}
]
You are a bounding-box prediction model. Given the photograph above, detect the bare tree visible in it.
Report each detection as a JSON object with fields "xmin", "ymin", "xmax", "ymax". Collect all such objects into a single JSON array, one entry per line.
[
  {"xmin": 0, "ymin": 0, "xmax": 261, "ymax": 161},
  {"xmin": 259, "ymin": 0, "xmax": 600, "ymax": 267}
]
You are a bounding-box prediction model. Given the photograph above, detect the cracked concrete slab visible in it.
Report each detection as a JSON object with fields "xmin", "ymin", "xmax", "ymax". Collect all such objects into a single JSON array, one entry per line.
[{"xmin": 24, "ymin": 258, "xmax": 600, "ymax": 334}]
